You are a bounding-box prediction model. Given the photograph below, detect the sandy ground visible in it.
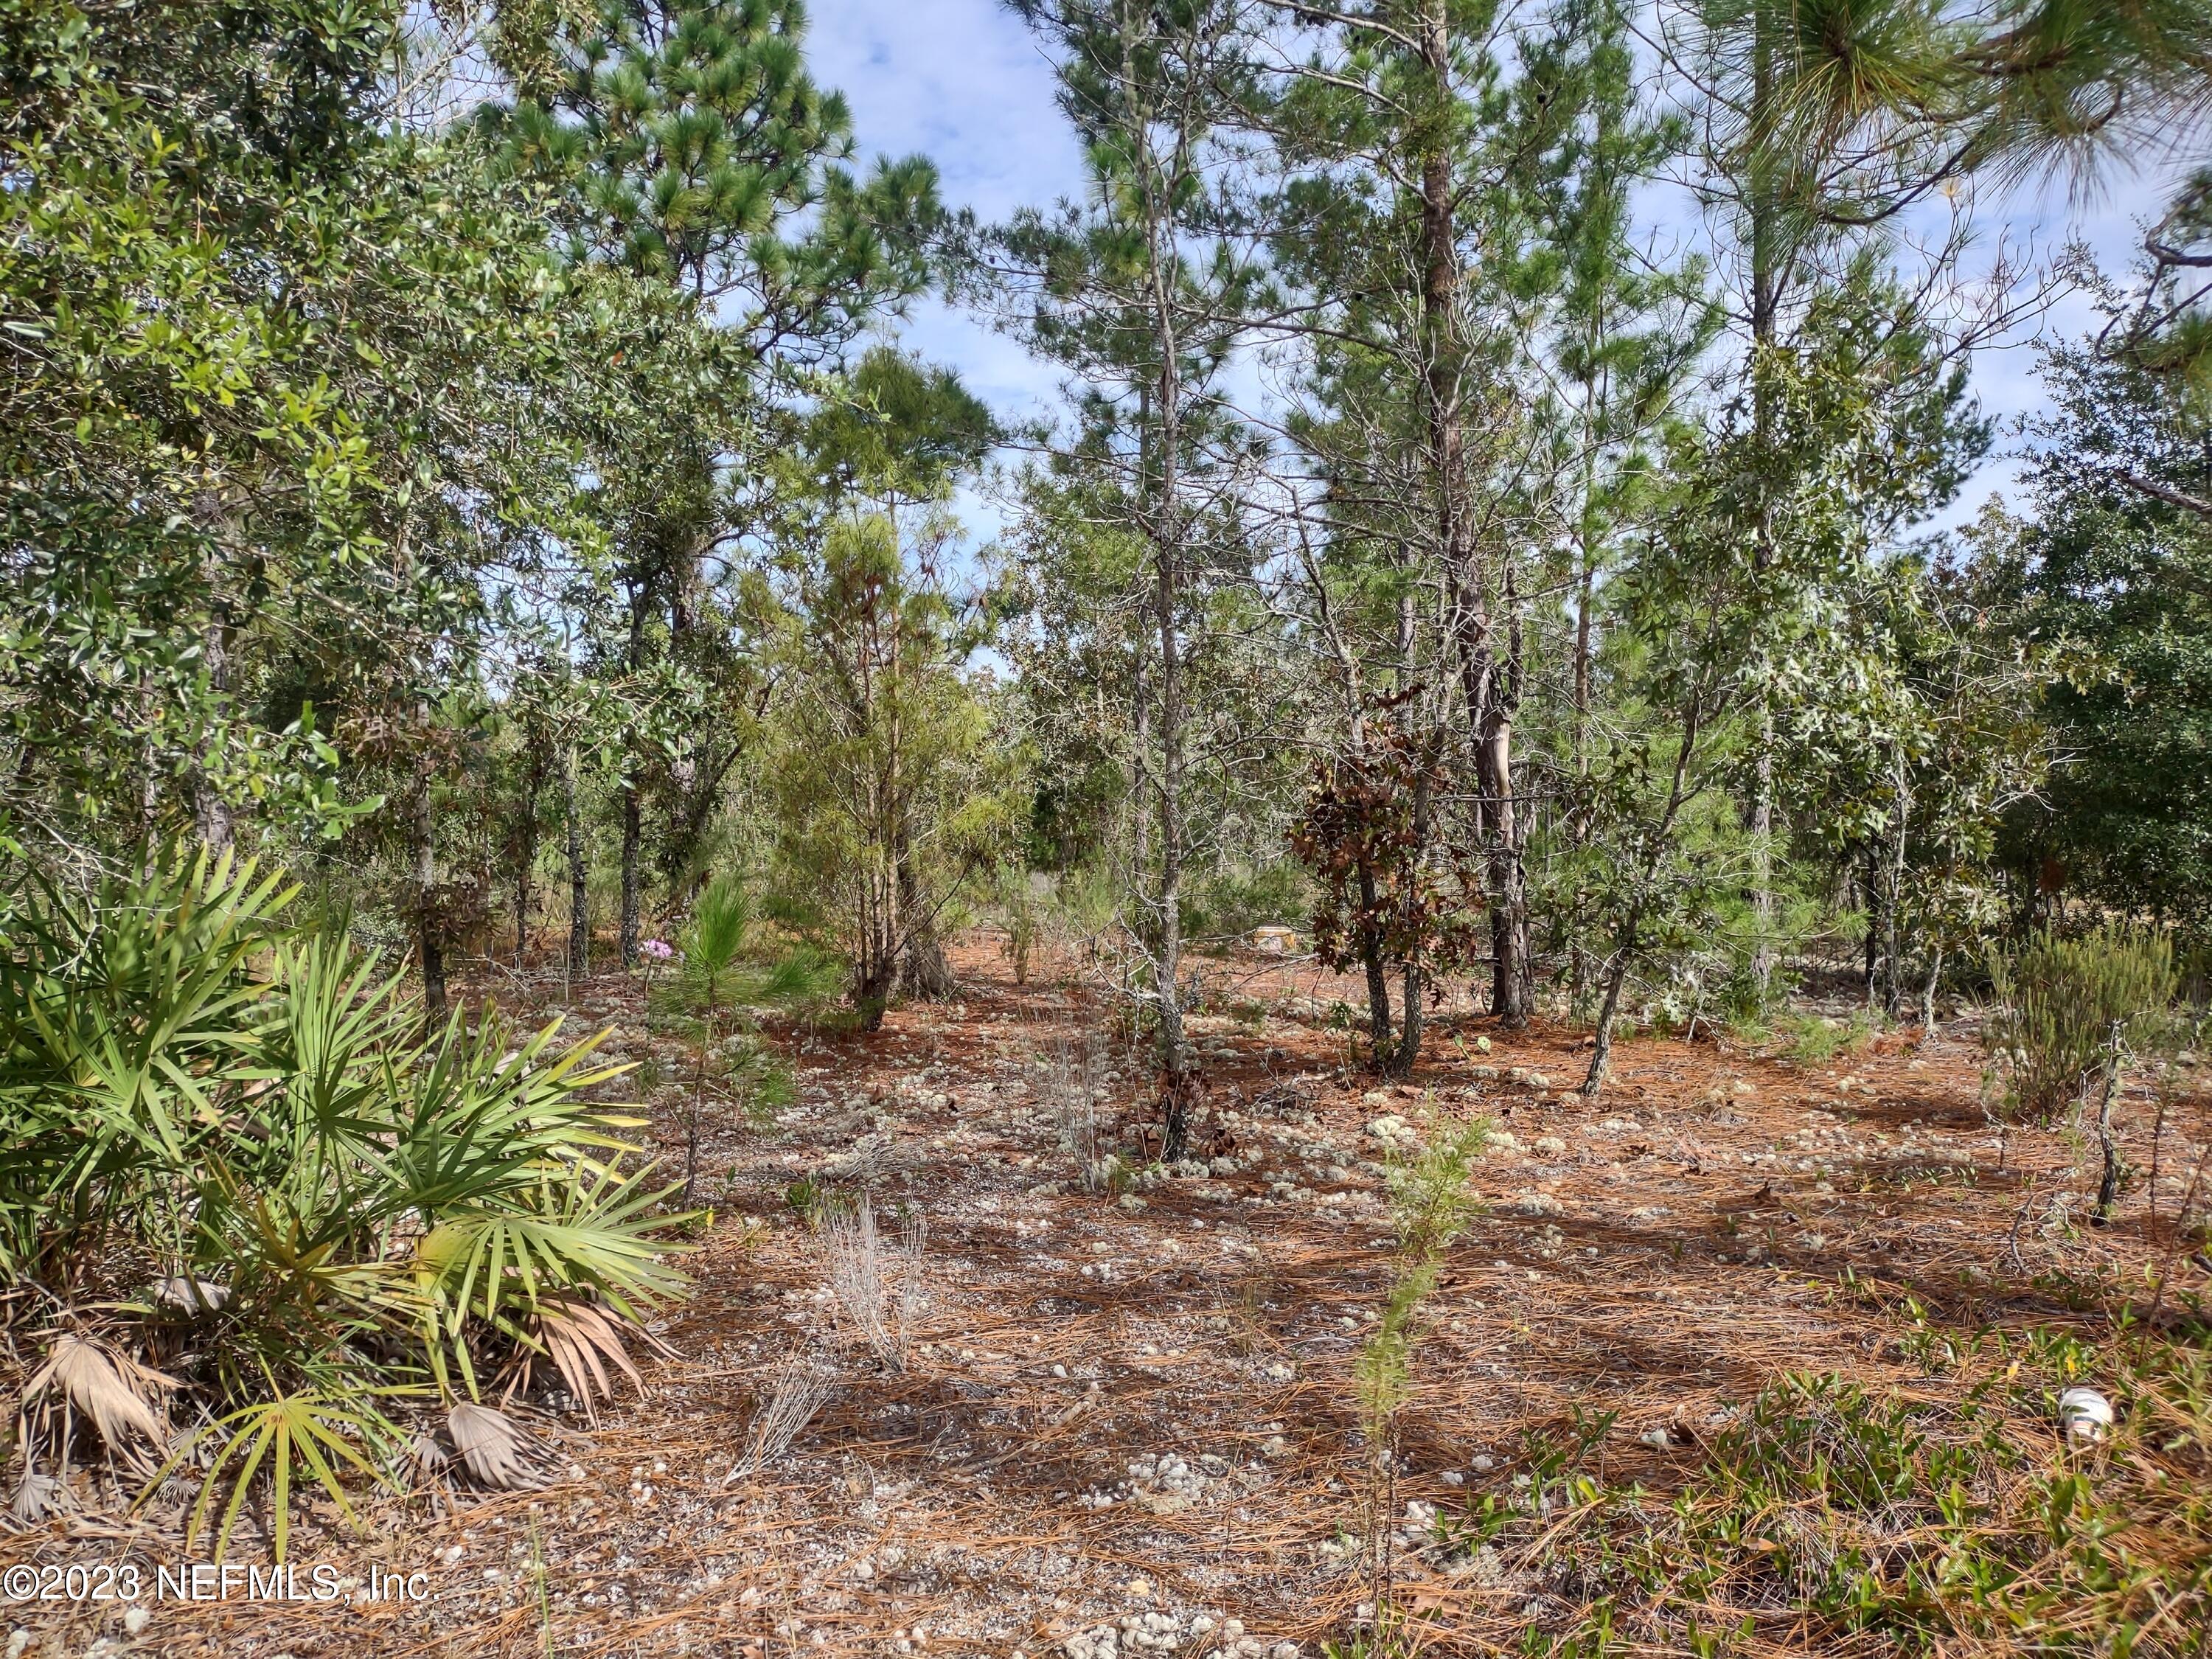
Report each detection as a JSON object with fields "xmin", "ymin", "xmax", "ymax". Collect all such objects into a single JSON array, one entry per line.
[{"xmin": 7, "ymin": 936, "xmax": 2208, "ymax": 1658}]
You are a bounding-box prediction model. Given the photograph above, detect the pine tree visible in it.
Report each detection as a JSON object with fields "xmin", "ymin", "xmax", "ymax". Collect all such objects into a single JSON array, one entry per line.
[
  {"xmin": 987, "ymin": 0, "xmax": 1269, "ymax": 1156},
  {"xmin": 492, "ymin": 0, "xmax": 942, "ymax": 963}
]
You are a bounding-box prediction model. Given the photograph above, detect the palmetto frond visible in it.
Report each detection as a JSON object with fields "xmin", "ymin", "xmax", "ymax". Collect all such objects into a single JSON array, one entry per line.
[
  {"xmin": 1, "ymin": 847, "xmax": 692, "ymax": 1557},
  {"xmin": 413, "ymin": 1155, "xmax": 687, "ymax": 1399},
  {"xmin": 160, "ymin": 1380, "xmax": 408, "ymax": 1562},
  {"xmin": 0, "ymin": 849, "xmax": 295, "ymax": 1272},
  {"xmin": 19, "ymin": 1330, "xmax": 178, "ymax": 1475},
  {"xmin": 513, "ymin": 1294, "xmax": 672, "ymax": 1422},
  {"xmin": 381, "ymin": 1008, "xmax": 637, "ymax": 1217},
  {"xmin": 444, "ymin": 1400, "xmax": 557, "ymax": 1490}
]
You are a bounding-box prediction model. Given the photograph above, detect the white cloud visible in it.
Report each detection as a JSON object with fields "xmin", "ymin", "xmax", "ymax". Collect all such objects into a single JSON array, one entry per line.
[{"xmin": 811, "ymin": 0, "xmax": 1087, "ymax": 226}]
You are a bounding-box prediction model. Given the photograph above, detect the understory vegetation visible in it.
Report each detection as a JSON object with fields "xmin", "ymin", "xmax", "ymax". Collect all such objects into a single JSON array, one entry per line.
[
  {"xmin": 1, "ymin": 854, "xmax": 681, "ymax": 1554},
  {"xmin": 1513, "ymin": 1328, "xmax": 2212, "ymax": 1656}
]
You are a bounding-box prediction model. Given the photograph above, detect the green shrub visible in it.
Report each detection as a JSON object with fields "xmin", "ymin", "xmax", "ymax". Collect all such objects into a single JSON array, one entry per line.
[
  {"xmin": 1714, "ymin": 948, "xmax": 1793, "ymax": 1034},
  {"xmin": 995, "ymin": 866, "xmax": 1044, "ymax": 984},
  {"xmin": 0, "ymin": 849, "xmax": 687, "ymax": 1557},
  {"xmin": 1185, "ymin": 859, "xmax": 1312, "ymax": 945},
  {"xmin": 784, "ymin": 1173, "xmax": 852, "ymax": 1228},
  {"xmin": 1032, "ymin": 860, "xmax": 1121, "ymax": 954},
  {"xmin": 1987, "ymin": 923, "xmax": 2178, "ymax": 1123},
  {"xmin": 2177, "ymin": 936, "xmax": 2212, "ymax": 1012},
  {"xmin": 1775, "ymin": 1010, "xmax": 1874, "ymax": 1066}
]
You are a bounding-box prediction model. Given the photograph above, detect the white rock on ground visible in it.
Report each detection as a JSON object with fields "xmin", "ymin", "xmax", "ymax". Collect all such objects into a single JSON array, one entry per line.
[{"xmin": 1062, "ymin": 1610, "xmax": 1288, "ymax": 1658}]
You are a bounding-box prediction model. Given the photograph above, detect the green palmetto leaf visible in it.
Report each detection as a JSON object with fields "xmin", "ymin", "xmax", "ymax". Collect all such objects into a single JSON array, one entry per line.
[
  {"xmin": 248, "ymin": 935, "xmax": 419, "ymax": 1177},
  {"xmin": 193, "ymin": 1167, "xmax": 429, "ymax": 1346},
  {"xmin": 412, "ymin": 1155, "xmax": 689, "ymax": 1400},
  {"xmin": 0, "ymin": 847, "xmax": 295, "ymax": 1266},
  {"xmin": 2, "ymin": 844, "xmax": 698, "ymax": 1537},
  {"xmin": 380, "ymin": 1008, "xmax": 636, "ymax": 1217},
  {"xmin": 153, "ymin": 1375, "xmax": 409, "ymax": 1563}
]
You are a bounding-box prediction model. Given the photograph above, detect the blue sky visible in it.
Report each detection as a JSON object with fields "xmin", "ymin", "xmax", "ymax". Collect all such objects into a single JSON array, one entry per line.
[
  {"xmin": 809, "ymin": 0, "xmax": 1087, "ymax": 426},
  {"xmin": 807, "ymin": 0, "xmax": 2190, "ymax": 532}
]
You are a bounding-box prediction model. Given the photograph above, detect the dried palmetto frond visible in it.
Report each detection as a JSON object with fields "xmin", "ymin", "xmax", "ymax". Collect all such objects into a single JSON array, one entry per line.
[
  {"xmin": 151, "ymin": 1276, "xmax": 232, "ymax": 1315},
  {"xmin": 408, "ymin": 1433, "xmax": 450, "ymax": 1477},
  {"xmin": 518, "ymin": 1296, "xmax": 672, "ymax": 1423},
  {"xmin": 7, "ymin": 1467, "xmax": 69, "ymax": 1526},
  {"xmin": 445, "ymin": 1402, "xmax": 553, "ymax": 1491},
  {"xmin": 21, "ymin": 1332, "xmax": 178, "ymax": 1473}
]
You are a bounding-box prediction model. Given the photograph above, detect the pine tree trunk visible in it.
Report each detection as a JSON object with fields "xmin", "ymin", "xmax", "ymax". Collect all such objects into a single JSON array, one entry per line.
[
  {"xmin": 1391, "ymin": 757, "xmax": 1436, "ymax": 1076},
  {"xmin": 2093, "ymin": 1027, "xmax": 2125, "ymax": 1222},
  {"xmin": 515, "ymin": 854, "xmax": 532, "ymax": 967},
  {"xmin": 1130, "ymin": 647, "xmax": 1150, "ymax": 939},
  {"xmin": 1582, "ymin": 694, "xmax": 1707, "ymax": 1096},
  {"xmin": 1155, "ymin": 468, "xmax": 1189, "ymax": 1156},
  {"xmin": 1483, "ymin": 718, "xmax": 1532, "ymax": 1025},
  {"xmin": 898, "ymin": 860, "xmax": 958, "ymax": 999},
  {"xmin": 855, "ymin": 936, "xmax": 900, "ymax": 1032},
  {"xmin": 1883, "ymin": 752, "xmax": 1908, "ymax": 1020},
  {"xmin": 1417, "ymin": 0, "xmax": 1529, "ymax": 1028},
  {"xmin": 1397, "ymin": 962, "xmax": 1425, "ymax": 1079},
  {"xmin": 901, "ymin": 931, "xmax": 959, "ymax": 1000},
  {"xmin": 1360, "ymin": 861, "xmax": 1395, "ymax": 1073},
  {"xmin": 1883, "ymin": 853, "xmax": 1905, "ymax": 1020},
  {"xmin": 1573, "ymin": 543, "xmax": 1595, "ymax": 771},
  {"xmin": 566, "ymin": 745, "xmax": 588, "ymax": 982},
  {"xmin": 620, "ymin": 782, "xmax": 641, "ymax": 969},
  {"xmin": 1745, "ymin": 4, "xmax": 1781, "ymax": 1000},
  {"xmin": 1863, "ymin": 844, "xmax": 1882, "ymax": 1006},
  {"xmin": 1130, "ymin": 43, "xmax": 1189, "ymax": 1161},
  {"xmin": 194, "ymin": 607, "xmax": 233, "ymax": 854},
  {"xmin": 414, "ymin": 737, "xmax": 446, "ymax": 1026},
  {"xmin": 1750, "ymin": 732, "xmax": 1775, "ymax": 991}
]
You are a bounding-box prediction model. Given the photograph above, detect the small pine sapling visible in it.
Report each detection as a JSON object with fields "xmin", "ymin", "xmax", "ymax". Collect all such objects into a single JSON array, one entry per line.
[
  {"xmin": 658, "ymin": 876, "xmax": 823, "ymax": 1208},
  {"xmin": 1352, "ymin": 1113, "xmax": 1489, "ymax": 1633}
]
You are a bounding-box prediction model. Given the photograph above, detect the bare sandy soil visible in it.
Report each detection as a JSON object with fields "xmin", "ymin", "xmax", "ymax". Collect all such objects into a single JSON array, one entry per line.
[{"xmin": 7, "ymin": 936, "xmax": 2208, "ymax": 1659}]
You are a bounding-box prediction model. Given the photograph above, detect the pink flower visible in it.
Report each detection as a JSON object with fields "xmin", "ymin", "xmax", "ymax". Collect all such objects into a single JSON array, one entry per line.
[{"xmin": 641, "ymin": 939, "xmax": 676, "ymax": 961}]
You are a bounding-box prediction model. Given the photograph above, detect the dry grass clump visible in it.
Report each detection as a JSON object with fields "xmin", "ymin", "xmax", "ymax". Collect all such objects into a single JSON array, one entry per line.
[
  {"xmin": 820, "ymin": 1193, "xmax": 928, "ymax": 1370},
  {"xmin": 725, "ymin": 1348, "xmax": 838, "ymax": 1484},
  {"xmin": 1042, "ymin": 1032, "xmax": 1106, "ymax": 1169}
]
